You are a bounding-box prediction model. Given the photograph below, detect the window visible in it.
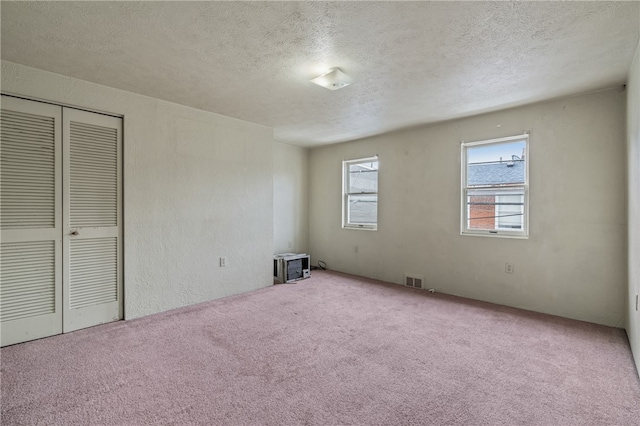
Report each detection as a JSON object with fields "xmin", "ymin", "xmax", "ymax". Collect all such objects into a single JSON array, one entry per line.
[
  {"xmin": 343, "ymin": 156, "xmax": 378, "ymax": 230},
  {"xmin": 461, "ymin": 134, "xmax": 529, "ymax": 238}
]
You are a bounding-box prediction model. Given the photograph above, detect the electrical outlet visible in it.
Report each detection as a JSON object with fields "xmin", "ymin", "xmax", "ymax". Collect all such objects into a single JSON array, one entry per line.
[
  {"xmin": 354, "ymin": 245, "xmax": 359, "ymax": 254},
  {"xmin": 288, "ymin": 241, "xmax": 292, "ymax": 249},
  {"xmin": 505, "ymin": 262, "xmax": 514, "ymax": 274},
  {"xmin": 219, "ymin": 257, "xmax": 226, "ymax": 267}
]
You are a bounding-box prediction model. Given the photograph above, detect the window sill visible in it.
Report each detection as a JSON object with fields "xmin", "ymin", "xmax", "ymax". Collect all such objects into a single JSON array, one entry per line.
[
  {"xmin": 461, "ymin": 231, "xmax": 528, "ymax": 239},
  {"xmin": 343, "ymin": 225, "xmax": 377, "ymax": 231}
]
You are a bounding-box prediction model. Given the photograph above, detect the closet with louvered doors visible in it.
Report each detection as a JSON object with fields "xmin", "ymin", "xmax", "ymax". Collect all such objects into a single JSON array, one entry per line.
[{"xmin": 1, "ymin": 96, "xmax": 123, "ymax": 346}]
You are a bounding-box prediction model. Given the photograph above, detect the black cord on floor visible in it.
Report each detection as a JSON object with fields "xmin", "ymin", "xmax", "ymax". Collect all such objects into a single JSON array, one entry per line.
[{"xmin": 311, "ymin": 260, "xmax": 327, "ymax": 271}]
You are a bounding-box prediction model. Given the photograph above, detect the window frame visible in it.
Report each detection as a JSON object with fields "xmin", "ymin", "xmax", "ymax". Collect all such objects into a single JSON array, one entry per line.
[
  {"xmin": 460, "ymin": 134, "xmax": 529, "ymax": 239},
  {"xmin": 342, "ymin": 156, "xmax": 379, "ymax": 231}
]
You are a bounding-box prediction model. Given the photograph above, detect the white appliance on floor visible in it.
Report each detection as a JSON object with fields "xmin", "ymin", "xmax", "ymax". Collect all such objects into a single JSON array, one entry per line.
[{"xmin": 273, "ymin": 253, "xmax": 311, "ymax": 284}]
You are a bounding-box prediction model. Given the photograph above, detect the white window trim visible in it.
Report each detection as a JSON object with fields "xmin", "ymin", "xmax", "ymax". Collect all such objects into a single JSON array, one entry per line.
[
  {"xmin": 460, "ymin": 133, "xmax": 529, "ymax": 239},
  {"xmin": 343, "ymin": 156, "xmax": 378, "ymax": 231}
]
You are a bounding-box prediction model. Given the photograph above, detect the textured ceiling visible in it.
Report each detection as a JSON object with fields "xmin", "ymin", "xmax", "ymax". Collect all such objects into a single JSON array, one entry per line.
[{"xmin": 1, "ymin": 1, "xmax": 639, "ymax": 147}]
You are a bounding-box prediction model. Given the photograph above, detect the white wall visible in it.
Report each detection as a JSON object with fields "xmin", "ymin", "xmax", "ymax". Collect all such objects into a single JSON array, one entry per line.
[
  {"xmin": 1, "ymin": 61, "xmax": 274, "ymax": 319},
  {"xmin": 273, "ymin": 142, "xmax": 309, "ymax": 255},
  {"xmin": 627, "ymin": 41, "xmax": 640, "ymax": 374},
  {"xmin": 309, "ymin": 88, "xmax": 627, "ymax": 327}
]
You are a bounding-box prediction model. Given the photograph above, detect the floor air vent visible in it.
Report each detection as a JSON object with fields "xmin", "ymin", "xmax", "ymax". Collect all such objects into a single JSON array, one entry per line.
[{"xmin": 404, "ymin": 274, "xmax": 423, "ymax": 289}]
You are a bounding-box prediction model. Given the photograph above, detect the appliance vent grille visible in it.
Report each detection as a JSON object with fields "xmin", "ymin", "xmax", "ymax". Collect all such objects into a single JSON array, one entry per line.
[{"xmin": 404, "ymin": 274, "xmax": 424, "ymax": 289}]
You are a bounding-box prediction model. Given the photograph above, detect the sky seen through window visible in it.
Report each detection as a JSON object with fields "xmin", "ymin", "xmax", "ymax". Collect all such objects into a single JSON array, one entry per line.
[{"xmin": 467, "ymin": 140, "xmax": 526, "ymax": 164}]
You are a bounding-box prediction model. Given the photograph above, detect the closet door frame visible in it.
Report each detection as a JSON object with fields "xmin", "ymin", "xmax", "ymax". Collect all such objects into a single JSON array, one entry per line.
[{"xmin": 1, "ymin": 93, "xmax": 124, "ymax": 345}]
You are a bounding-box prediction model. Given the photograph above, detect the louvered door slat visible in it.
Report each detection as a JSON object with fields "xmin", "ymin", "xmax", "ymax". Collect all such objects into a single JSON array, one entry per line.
[
  {"xmin": 69, "ymin": 139, "xmax": 116, "ymax": 149},
  {"xmin": 1, "ymin": 127, "xmax": 55, "ymax": 139}
]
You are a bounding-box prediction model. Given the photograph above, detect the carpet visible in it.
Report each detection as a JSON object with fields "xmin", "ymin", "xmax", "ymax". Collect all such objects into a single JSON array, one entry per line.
[{"xmin": 1, "ymin": 270, "xmax": 639, "ymax": 425}]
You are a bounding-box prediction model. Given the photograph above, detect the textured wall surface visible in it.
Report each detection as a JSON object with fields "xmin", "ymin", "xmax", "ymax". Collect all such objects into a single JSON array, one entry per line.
[
  {"xmin": 273, "ymin": 142, "xmax": 309, "ymax": 255},
  {"xmin": 1, "ymin": 2, "xmax": 638, "ymax": 146},
  {"xmin": 309, "ymin": 89, "xmax": 627, "ymax": 327},
  {"xmin": 1, "ymin": 61, "xmax": 274, "ymax": 320},
  {"xmin": 627, "ymin": 41, "xmax": 640, "ymax": 373}
]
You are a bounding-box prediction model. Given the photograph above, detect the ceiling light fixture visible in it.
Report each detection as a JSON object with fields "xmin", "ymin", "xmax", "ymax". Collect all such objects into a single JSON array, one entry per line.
[{"xmin": 310, "ymin": 67, "xmax": 353, "ymax": 90}]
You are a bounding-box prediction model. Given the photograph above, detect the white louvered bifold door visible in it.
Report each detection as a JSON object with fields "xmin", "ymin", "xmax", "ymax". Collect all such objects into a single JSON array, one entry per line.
[
  {"xmin": 1, "ymin": 96, "xmax": 63, "ymax": 346},
  {"xmin": 62, "ymin": 108, "xmax": 122, "ymax": 333}
]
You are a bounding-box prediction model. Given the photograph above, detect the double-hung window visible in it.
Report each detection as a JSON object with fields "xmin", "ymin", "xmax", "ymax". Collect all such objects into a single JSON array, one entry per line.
[
  {"xmin": 343, "ymin": 156, "xmax": 378, "ymax": 230},
  {"xmin": 461, "ymin": 134, "xmax": 529, "ymax": 238}
]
